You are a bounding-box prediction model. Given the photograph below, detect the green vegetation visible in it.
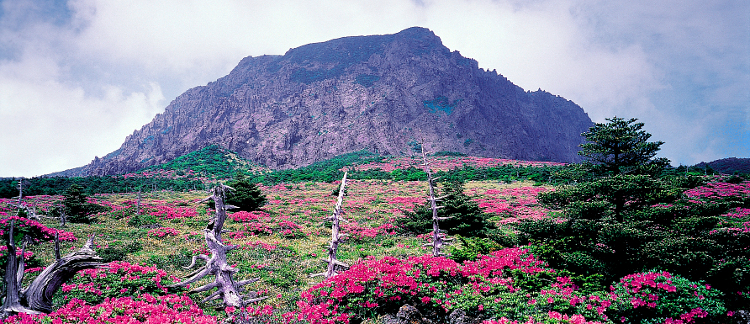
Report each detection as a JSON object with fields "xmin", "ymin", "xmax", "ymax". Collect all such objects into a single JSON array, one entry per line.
[
  {"xmin": 398, "ymin": 180, "xmax": 497, "ymax": 238},
  {"xmin": 226, "ymin": 174, "xmax": 267, "ymax": 211},
  {"xmin": 249, "ymin": 150, "xmax": 381, "ymax": 184},
  {"xmin": 56, "ymin": 184, "xmax": 109, "ymax": 223},
  {"xmin": 1, "ymin": 147, "xmax": 569, "ymax": 199},
  {"xmin": 2, "ymin": 117, "xmax": 748, "ymax": 323},
  {"xmin": 143, "ymin": 144, "xmax": 261, "ymax": 180},
  {"xmin": 0, "ymin": 176, "xmax": 202, "ymax": 198},
  {"xmin": 579, "ymin": 116, "xmax": 669, "ymax": 175},
  {"xmin": 207, "ymin": 174, "xmax": 267, "ymax": 212}
]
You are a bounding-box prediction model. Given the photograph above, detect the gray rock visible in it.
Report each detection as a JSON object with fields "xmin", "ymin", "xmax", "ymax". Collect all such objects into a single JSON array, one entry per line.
[
  {"xmin": 382, "ymin": 304, "xmax": 433, "ymax": 324},
  {"xmin": 734, "ymin": 310, "xmax": 750, "ymax": 324},
  {"xmin": 448, "ymin": 309, "xmax": 477, "ymax": 324},
  {"xmin": 66, "ymin": 27, "xmax": 592, "ymax": 176}
]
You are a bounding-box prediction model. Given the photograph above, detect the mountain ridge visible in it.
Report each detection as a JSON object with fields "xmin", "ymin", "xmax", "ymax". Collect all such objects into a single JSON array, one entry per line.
[{"xmin": 60, "ymin": 27, "xmax": 593, "ymax": 176}]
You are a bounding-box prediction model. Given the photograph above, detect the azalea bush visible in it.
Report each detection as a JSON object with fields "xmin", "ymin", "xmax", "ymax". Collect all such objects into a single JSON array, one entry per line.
[
  {"xmin": 52, "ymin": 261, "xmax": 183, "ymax": 308},
  {"xmin": 0, "ymin": 216, "xmax": 77, "ymax": 243},
  {"xmin": 147, "ymin": 227, "xmax": 180, "ymax": 238},
  {"xmin": 5, "ymin": 293, "xmax": 215, "ymax": 324},
  {"xmin": 0, "ymin": 216, "xmax": 77, "ymax": 280},
  {"xmin": 608, "ymin": 270, "xmax": 727, "ymax": 323},
  {"xmin": 288, "ymin": 248, "xmax": 611, "ymax": 324}
]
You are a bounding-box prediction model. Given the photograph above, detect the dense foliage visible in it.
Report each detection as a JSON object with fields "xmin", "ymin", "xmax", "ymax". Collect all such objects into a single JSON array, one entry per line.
[
  {"xmin": 514, "ymin": 117, "xmax": 750, "ymax": 314},
  {"xmin": 226, "ymin": 174, "xmax": 268, "ymax": 211},
  {"xmin": 397, "ymin": 180, "xmax": 497, "ymax": 238},
  {"xmin": 0, "ymin": 176, "xmax": 202, "ymax": 198},
  {"xmin": 55, "ymin": 184, "xmax": 110, "ymax": 223},
  {"xmin": 52, "ymin": 261, "xmax": 182, "ymax": 307},
  {"xmin": 7, "ymin": 294, "xmax": 216, "ymax": 324},
  {"xmin": 578, "ymin": 117, "xmax": 669, "ymax": 175},
  {"xmin": 290, "ymin": 248, "xmax": 613, "ymax": 324},
  {"xmin": 143, "ymin": 144, "xmax": 262, "ymax": 180}
]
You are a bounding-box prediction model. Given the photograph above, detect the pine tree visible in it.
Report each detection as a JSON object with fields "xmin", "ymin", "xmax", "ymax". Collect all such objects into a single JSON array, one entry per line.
[
  {"xmin": 579, "ymin": 117, "xmax": 668, "ymax": 175},
  {"xmin": 226, "ymin": 174, "xmax": 267, "ymax": 212},
  {"xmin": 398, "ymin": 180, "xmax": 496, "ymax": 238},
  {"xmin": 59, "ymin": 184, "xmax": 107, "ymax": 224}
]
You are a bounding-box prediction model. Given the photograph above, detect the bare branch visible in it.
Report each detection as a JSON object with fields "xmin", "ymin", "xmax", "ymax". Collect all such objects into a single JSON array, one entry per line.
[
  {"xmin": 202, "ymin": 290, "xmax": 223, "ymax": 303},
  {"xmin": 191, "ymin": 282, "xmax": 220, "ymax": 293},
  {"xmin": 184, "ymin": 254, "xmax": 209, "ymax": 269},
  {"xmin": 169, "ymin": 266, "xmax": 211, "ymax": 288},
  {"xmin": 243, "ymin": 296, "xmax": 269, "ymax": 304},
  {"xmin": 236, "ymin": 278, "xmax": 261, "ymax": 287}
]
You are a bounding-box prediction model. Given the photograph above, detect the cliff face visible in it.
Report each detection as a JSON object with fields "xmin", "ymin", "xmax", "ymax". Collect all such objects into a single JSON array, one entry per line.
[{"xmin": 80, "ymin": 27, "xmax": 592, "ymax": 175}]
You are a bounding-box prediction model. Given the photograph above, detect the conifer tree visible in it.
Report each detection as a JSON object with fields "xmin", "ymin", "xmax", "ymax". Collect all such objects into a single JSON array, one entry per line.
[
  {"xmin": 225, "ymin": 174, "xmax": 267, "ymax": 212},
  {"xmin": 579, "ymin": 117, "xmax": 668, "ymax": 175}
]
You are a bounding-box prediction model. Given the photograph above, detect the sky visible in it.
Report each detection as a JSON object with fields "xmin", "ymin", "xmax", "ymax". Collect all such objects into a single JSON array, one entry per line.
[{"xmin": 0, "ymin": 0, "xmax": 748, "ymax": 177}]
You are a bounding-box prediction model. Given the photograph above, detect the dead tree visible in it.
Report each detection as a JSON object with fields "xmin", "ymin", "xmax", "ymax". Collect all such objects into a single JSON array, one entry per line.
[
  {"xmin": 15, "ymin": 179, "xmax": 23, "ymax": 213},
  {"xmin": 311, "ymin": 172, "xmax": 350, "ymax": 279},
  {"xmin": 1, "ymin": 220, "xmax": 105, "ymax": 317},
  {"xmin": 136, "ymin": 188, "xmax": 142, "ymax": 215},
  {"xmin": 419, "ymin": 145, "xmax": 452, "ymax": 257},
  {"xmin": 8, "ymin": 179, "xmax": 35, "ymax": 219},
  {"xmin": 169, "ymin": 185, "xmax": 266, "ymax": 322},
  {"xmin": 21, "ymin": 235, "xmax": 105, "ymax": 313}
]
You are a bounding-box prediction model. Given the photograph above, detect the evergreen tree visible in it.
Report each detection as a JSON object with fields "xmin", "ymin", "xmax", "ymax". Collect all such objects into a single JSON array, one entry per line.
[
  {"xmin": 398, "ymin": 180, "xmax": 496, "ymax": 238},
  {"xmin": 58, "ymin": 184, "xmax": 108, "ymax": 224},
  {"xmin": 226, "ymin": 174, "xmax": 267, "ymax": 212},
  {"xmin": 579, "ymin": 117, "xmax": 668, "ymax": 175}
]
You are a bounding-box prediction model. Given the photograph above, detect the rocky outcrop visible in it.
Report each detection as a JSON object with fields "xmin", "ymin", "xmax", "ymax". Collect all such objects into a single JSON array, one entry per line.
[
  {"xmin": 74, "ymin": 27, "xmax": 592, "ymax": 176},
  {"xmin": 381, "ymin": 305, "xmax": 478, "ymax": 324}
]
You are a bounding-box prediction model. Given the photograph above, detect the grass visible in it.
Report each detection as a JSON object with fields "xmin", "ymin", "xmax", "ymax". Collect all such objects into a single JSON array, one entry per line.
[{"xmin": 7, "ymin": 179, "xmax": 553, "ymax": 320}]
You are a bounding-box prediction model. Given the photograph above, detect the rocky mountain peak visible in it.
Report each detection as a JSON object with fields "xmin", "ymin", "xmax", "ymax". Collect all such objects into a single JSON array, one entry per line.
[{"xmin": 63, "ymin": 27, "xmax": 592, "ymax": 176}]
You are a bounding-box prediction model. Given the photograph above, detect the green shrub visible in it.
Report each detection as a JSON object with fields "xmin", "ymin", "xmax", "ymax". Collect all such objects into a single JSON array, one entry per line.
[
  {"xmin": 608, "ymin": 270, "xmax": 726, "ymax": 323},
  {"xmin": 226, "ymin": 174, "xmax": 267, "ymax": 211},
  {"xmin": 448, "ymin": 236, "xmax": 501, "ymax": 263},
  {"xmin": 98, "ymin": 241, "xmax": 143, "ymax": 263},
  {"xmin": 127, "ymin": 213, "xmax": 160, "ymax": 228},
  {"xmin": 146, "ymin": 250, "xmax": 193, "ymax": 271},
  {"xmin": 397, "ymin": 180, "xmax": 496, "ymax": 238},
  {"xmin": 59, "ymin": 184, "xmax": 109, "ymax": 223}
]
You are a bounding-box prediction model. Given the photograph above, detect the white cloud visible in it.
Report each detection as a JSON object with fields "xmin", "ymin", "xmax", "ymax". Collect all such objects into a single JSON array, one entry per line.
[
  {"xmin": 0, "ymin": 0, "xmax": 747, "ymax": 176},
  {"xmin": 0, "ymin": 53, "xmax": 165, "ymax": 176}
]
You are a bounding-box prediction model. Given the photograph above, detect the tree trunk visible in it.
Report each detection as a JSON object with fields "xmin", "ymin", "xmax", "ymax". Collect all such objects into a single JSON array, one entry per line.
[
  {"xmin": 1, "ymin": 216, "xmax": 104, "ymax": 318},
  {"xmin": 21, "ymin": 236, "xmax": 105, "ymax": 313},
  {"xmin": 170, "ymin": 185, "xmax": 266, "ymax": 322},
  {"xmin": 420, "ymin": 144, "xmax": 449, "ymax": 257},
  {"xmin": 2, "ymin": 220, "xmax": 35, "ymax": 317},
  {"xmin": 311, "ymin": 172, "xmax": 350, "ymax": 278}
]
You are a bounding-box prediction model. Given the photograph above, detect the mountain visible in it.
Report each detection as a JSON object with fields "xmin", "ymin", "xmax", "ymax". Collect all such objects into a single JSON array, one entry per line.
[
  {"xmin": 71, "ymin": 27, "xmax": 593, "ymax": 176},
  {"xmin": 694, "ymin": 157, "xmax": 750, "ymax": 175}
]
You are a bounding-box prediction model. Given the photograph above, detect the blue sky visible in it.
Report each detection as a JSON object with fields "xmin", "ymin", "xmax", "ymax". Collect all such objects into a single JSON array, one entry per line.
[{"xmin": 0, "ymin": 0, "xmax": 748, "ymax": 177}]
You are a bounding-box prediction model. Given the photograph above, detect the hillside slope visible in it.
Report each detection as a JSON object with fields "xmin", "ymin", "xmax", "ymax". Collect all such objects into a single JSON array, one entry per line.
[{"xmin": 73, "ymin": 27, "xmax": 592, "ymax": 176}]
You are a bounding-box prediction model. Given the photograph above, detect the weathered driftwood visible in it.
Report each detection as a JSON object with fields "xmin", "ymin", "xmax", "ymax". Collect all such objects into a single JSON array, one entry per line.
[
  {"xmin": 311, "ymin": 172, "xmax": 350, "ymax": 278},
  {"xmin": 2, "ymin": 220, "xmax": 35, "ymax": 317},
  {"xmin": 1, "ymin": 217, "xmax": 104, "ymax": 317},
  {"xmin": 21, "ymin": 236, "xmax": 105, "ymax": 313},
  {"xmin": 8, "ymin": 179, "xmax": 38, "ymax": 220},
  {"xmin": 170, "ymin": 185, "xmax": 266, "ymax": 319},
  {"xmin": 419, "ymin": 145, "xmax": 451, "ymax": 257}
]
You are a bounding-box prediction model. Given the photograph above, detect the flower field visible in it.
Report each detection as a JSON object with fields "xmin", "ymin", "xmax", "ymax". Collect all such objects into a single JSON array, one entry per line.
[{"xmin": 0, "ymin": 174, "xmax": 748, "ymax": 323}]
